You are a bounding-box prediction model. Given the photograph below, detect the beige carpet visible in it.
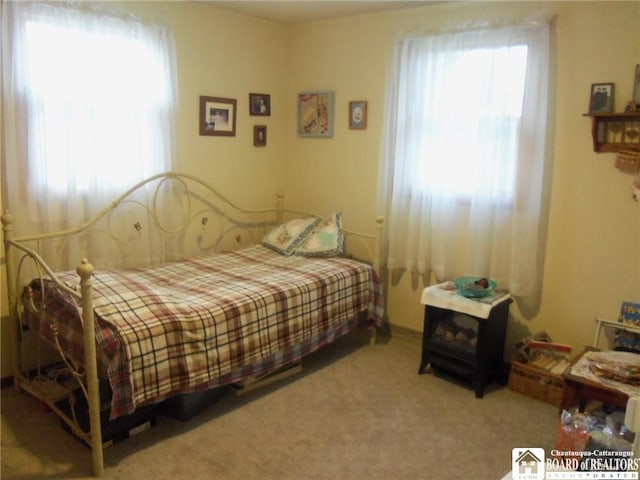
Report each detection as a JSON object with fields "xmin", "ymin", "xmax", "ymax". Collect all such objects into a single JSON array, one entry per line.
[{"xmin": 1, "ymin": 327, "xmax": 559, "ymax": 480}]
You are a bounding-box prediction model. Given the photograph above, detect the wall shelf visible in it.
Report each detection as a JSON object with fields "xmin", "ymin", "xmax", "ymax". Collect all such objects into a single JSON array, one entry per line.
[{"xmin": 584, "ymin": 112, "xmax": 640, "ymax": 153}]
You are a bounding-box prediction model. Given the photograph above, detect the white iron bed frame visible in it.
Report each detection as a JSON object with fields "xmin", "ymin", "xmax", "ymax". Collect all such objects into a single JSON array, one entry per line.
[{"xmin": 1, "ymin": 171, "xmax": 384, "ymax": 477}]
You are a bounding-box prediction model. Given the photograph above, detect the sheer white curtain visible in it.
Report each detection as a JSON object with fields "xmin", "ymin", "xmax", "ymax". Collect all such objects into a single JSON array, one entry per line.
[
  {"xmin": 378, "ymin": 22, "xmax": 551, "ymax": 303},
  {"xmin": 2, "ymin": 1, "xmax": 177, "ymax": 270}
]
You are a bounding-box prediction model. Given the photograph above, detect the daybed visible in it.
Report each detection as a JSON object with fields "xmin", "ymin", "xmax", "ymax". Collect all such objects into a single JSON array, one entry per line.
[{"xmin": 1, "ymin": 172, "xmax": 384, "ymax": 477}]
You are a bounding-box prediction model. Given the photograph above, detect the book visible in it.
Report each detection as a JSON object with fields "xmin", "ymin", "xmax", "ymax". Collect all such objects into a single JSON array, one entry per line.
[
  {"xmin": 527, "ymin": 340, "xmax": 572, "ymax": 358},
  {"xmin": 620, "ymin": 301, "xmax": 640, "ymax": 325}
]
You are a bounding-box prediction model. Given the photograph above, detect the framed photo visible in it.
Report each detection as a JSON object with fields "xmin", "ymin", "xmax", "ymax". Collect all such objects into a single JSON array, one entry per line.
[
  {"xmin": 253, "ymin": 125, "xmax": 267, "ymax": 146},
  {"xmin": 349, "ymin": 101, "xmax": 367, "ymax": 130},
  {"xmin": 297, "ymin": 90, "xmax": 334, "ymax": 138},
  {"xmin": 199, "ymin": 96, "xmax": 237, "ymax": 136},
  {"xmin": 588, "ymin": 83, "xmax": 614, "ymax": 113},
  {"xmin": 249, "ymin": 93, "xmax": 271, "ymax": 116},
  {"xmin": 633, "ymin": 65, "xmax": 640, "ymax": 108}
]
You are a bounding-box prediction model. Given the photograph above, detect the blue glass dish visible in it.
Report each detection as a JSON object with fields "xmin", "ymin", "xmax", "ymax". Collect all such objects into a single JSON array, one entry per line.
[{"xmin": 453, "ymin": 276, "xmax": 497, "ymax": 298}]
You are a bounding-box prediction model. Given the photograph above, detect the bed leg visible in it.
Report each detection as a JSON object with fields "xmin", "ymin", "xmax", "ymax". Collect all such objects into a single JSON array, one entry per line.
[
  {"xmin": 371, "ymin": 215, "xmax": 383, "ymax": 347},
  {"xmin": 369, "ymin": 326, "xmax": 377, "ymax": 346},
  {"xmin": 77, "ymin": 260, "xmax": 104, "ymax": 477},
  {"xmin": 1, "ymin": 211, "xmax": 22, "ymax": 391}
]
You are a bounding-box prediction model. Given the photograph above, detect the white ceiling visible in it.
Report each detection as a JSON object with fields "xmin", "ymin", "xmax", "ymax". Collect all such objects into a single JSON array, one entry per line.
[{"xmin": 202, "ymin": 1, "xmax": 438, "ymax": 24}]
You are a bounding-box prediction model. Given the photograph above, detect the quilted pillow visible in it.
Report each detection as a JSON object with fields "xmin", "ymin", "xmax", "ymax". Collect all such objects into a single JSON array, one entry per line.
[
  {"xmin": 294, "ymin": 212, "xmax": 344, "ymax": 257},
  {"xmin": 262, "ymin": 217, "xmax": 321, "ymax": 256}
]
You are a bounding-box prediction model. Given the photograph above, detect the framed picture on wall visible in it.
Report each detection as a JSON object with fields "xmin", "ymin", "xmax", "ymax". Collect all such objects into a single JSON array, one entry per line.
[
  {"xmin": 249, "ymin": 93, "xmax": 271, "ymax": 116},
  {"xmin": 349, "ymin": 100, "xmax": 367, "ymax": 130},
  {"xmin": 199, "ymin": 96, "xmax": 237, "ymax": 136},
  {"xmin": 254, "ymin": 125, "xmax": 267, "ymax": 146},
  {"xmin": 297, "ymin": 90, "xmax": 334, "ymax": 138},
  {"xmin": 588, "ymin": 83, "xmax": 614, "ymax": 113}
]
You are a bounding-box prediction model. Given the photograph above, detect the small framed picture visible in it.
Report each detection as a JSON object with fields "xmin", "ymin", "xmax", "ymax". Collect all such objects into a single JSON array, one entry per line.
[
  {"xmin": 633, "ymin": 65, "xmax": 640, "ymax": 108},
  {"xmin": 200, "ymin": 96, "xmax": 237, "ymax": 136},
  {"xmin": 349, "ymin": 101, "xmax": 367, "ymax": 130},
  {"xmin": 297, "ymin": 90, "xmax": 334, "ymax": 138},
  {"xmin": 249, "ymin": 93, "xmax": 271, "ymax": 116},
  {"xmin": 253, "ymin": 125, "xmax": 267, "ymax": 146},
  {"xmin": 588, "ymin": 83, "xmax": 614, "ymax": 113}
]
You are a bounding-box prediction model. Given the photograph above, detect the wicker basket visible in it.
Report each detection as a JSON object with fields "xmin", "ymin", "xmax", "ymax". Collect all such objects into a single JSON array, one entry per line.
[
  {"xmin": 614, "ymin": 149, "xmax": 640, "ymax": 173},
  {"xmin": 508, "ymin": 360, "xmax": 565, "ymax": 407}
]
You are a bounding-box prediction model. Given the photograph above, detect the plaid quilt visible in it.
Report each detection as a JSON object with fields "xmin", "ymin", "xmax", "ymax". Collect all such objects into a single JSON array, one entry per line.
[{"xmin": 25, "ymin": 245, "xmax": 383, "ymax": 419}]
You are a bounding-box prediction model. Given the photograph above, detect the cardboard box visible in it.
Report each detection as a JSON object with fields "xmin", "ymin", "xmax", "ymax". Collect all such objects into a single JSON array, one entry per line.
[{"xmin": 508, "ymin": 360, "xmax": 565, "ymax": 407}]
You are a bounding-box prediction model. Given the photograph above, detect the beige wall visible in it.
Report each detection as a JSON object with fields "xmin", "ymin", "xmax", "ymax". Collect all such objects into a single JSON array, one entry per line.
[
  {"xmin": 2, "ymin": 1, "xmax": 639, "ymax": 377},
  {"xmin": 123, "ymin": 1, "xmax": 290, "ymax": 207}
]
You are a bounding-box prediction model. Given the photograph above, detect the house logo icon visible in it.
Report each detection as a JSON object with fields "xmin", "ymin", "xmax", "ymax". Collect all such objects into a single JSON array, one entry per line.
[{"xmin": 512, "ymin": 448, "xmax": 545, "ymax": 480}]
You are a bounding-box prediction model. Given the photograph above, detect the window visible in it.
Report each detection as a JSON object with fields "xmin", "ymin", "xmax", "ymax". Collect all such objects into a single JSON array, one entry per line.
[
  {"xmin": 21, "ymin": 17, "xmax": 176, "ymax": 193},
  {"xmin": 416, "ymin": 45, "xmax": 528, "ymax": 202},
  {"xmin": 378, "ymin": 23, "xmax": 551, "ymax": 301},
  {"xmin": 2, "ymin": 2, "xmax": 178, "ymax": 268}
]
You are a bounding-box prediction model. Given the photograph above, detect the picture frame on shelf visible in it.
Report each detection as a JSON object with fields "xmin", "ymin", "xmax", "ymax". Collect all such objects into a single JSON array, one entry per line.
[
  {"xmin": 199, "ymin": 96, "xmax": 237, "ymax": 136},
  {"xmin": 588, "ymin": 83, "xmax": 614, "ymax": 113},
  {"xmin": 349, "ymin": 100, "xmax": 367, "ymax": 130},
  {"xmin": 249, "ymin": 93, "xmax": 271, "ymax": 116},
  {"xmin": 253, "ymin": 125, "xmax": 267, "ymax": 146},
  {"xmin": 297, "ymin": 90, "xmax": 334, "ymax": 138}
]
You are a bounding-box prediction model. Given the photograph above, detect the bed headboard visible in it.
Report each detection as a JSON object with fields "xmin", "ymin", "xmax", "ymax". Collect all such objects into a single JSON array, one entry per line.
[{"xmin": 2, "ymin": 171, "xmax": 383, "ymax": 288}]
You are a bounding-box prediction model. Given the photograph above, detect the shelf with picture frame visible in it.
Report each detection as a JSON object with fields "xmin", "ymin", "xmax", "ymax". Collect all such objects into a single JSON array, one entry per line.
[
  {"xmin": 583, "ymin": 68, "xmax": 640, "ymax": 155},
  {"xmin": 583, "ymin": 111, "xmax": 640, "ymax": 153}
]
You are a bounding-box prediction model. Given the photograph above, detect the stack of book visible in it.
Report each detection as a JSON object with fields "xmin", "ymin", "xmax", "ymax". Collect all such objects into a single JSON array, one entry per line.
[
  {"xmin": 525, "ymin": 341, "xmax": 573, "ymax": 376},
  {"xmin": 514, "ymin": 331, "xmax": 572, "ymax": 375}
]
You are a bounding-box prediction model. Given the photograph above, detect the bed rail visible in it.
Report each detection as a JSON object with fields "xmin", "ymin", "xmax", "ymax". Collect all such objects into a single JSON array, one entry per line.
[{"xmin": 1, "ymin": 171, "xmax": 384, "ymax": 477}]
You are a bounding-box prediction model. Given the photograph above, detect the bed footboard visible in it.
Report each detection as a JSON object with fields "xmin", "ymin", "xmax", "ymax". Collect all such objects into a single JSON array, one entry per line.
[{"xmin": 2, "ymin": 211, "xmax": 105, "ymax": 475}]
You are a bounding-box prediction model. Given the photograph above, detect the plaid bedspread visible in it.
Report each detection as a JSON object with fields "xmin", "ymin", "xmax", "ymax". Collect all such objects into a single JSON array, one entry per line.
[{"xmin": 25, "ymin": 245, "xmax": 383, "ymax": 419}]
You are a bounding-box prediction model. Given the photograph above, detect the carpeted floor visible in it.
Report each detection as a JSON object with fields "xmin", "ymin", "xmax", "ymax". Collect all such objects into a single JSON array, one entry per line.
[{"xmin": 1, "ymin": 327, "xmax": 559, "ymax": 480}]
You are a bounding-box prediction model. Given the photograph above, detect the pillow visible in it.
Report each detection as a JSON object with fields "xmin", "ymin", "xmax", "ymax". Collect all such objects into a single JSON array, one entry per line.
[
  {"xmin": 293, "ymin": 212, "xmax": 344, "ymax": 257},
  {"xmin": 262, "ymin": 217, "xmax": 321, "ymax": 256}
]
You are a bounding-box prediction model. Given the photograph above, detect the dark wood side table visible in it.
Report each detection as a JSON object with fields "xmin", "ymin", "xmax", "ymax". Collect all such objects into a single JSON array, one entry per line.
[{"xmin": 560, "ymin": 347, "xmax": 630, "ymax": 412}]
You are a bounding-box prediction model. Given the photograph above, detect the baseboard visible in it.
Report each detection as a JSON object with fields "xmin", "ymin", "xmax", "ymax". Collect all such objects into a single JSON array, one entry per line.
[{"xmin": 386, "ymin": 323, "xmax": 423, "ymax": 339}]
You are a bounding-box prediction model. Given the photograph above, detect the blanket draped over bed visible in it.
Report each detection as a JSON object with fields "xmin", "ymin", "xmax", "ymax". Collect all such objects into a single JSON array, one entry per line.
[{"xmin": 27, "ymin": 245, "xmax": 383, "ymax": 419}]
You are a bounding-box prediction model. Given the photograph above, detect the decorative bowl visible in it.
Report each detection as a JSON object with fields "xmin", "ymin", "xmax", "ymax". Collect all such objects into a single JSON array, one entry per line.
[{"xmin": 453, "ymin": 276, "xmax": 497, "ymax": 298}]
